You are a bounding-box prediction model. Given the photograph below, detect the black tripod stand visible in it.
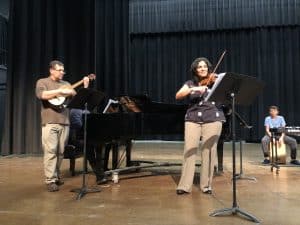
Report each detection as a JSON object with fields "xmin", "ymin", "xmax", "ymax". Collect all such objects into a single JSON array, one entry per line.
[
  {"xmin": 68, "ymin": 88, "xmax": 105, "ymax": 200},
  {"xmin": 206, "ymin": 72, "xmax": 264, "ymax": 223}
]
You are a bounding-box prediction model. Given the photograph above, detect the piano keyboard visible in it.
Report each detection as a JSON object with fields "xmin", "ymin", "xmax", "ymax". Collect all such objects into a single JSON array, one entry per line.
[{"xmin": 285, "ymin": 126, "xmax": 300, "ymax": 136}]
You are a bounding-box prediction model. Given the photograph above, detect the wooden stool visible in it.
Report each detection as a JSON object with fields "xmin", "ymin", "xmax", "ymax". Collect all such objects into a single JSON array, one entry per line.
[{"xmin": 269, "ymin": 142, "xmax": 286, "ymax": 164}]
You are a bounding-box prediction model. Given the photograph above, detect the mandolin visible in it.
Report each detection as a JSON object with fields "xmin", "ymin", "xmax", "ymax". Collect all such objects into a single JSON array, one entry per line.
[{"xmin": 48, "ymin": 74, "xmax": 96, "ymax": 108}]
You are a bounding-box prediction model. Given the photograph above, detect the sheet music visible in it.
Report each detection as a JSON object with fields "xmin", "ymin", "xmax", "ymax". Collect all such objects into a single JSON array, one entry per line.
[{"xmin": 204, "ymin": 72, "xmax": 226, "ymax": 102}]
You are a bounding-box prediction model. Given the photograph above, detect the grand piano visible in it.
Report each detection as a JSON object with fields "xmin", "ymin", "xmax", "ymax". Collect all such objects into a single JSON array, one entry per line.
[{"xmin": 86, "ymin": 95, "xmax": 188, "ymax": 170}]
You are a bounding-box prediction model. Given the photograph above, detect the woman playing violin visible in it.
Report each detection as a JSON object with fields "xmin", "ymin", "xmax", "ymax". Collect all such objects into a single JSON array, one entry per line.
[{"xmin": 176, "ymin": 57, "xmax": 225, "ymax": 195}]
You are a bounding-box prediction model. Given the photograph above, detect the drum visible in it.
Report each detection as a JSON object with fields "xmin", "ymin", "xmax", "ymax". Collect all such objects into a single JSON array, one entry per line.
[{"xmin": 269, "ymin": 142, "xmax": 286, "ymax": 164}]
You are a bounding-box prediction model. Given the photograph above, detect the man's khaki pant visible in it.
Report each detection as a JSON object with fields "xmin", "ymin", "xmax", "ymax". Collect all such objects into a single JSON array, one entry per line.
[
  {"xmin": 177, "ymin": 121, "xmax": 222, "ymax": 192},
  {"xmin": 42, "ymin": 124, "xmax": 69, "ymax": 184}
]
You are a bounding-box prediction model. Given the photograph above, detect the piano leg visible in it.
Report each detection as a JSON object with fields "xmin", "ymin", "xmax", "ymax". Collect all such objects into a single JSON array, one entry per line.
[
  {"xmin": 103, "ymin": 140, "xmax": 133, "ymax": 170},
  {"xmin": 69, "ymin": 158, "xmax": 76, "ymax": 176},
  {"xmin": 112, "ymin": 143, "xmax": 119, "ymax": 169},
  {"xmin": 217, "ymin": 138, "xmax": 224, "ymax": 172},
  {"xmin": 104, "ymin": 144, "xmax": 111, "ymax": 171},
  {"xmin": 94, "ymin": 145, "xmax": 107, "ymax": 184},
  {"xmin": 126, "ymin": 140, "xmax": 132, "ymax": 167},
  {"xmin": 85, "ymin": 145, "xmax": 105, "ymax": 178}
]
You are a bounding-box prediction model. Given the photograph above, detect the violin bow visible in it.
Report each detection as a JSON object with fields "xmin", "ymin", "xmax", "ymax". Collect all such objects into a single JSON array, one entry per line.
[
  {"xmin": 212, "ymin": 50, "xmax": 227, "ymax": 74},
  {"xmin": 201, "ymin": 50, "xmax": 227, "ymax": 86}
]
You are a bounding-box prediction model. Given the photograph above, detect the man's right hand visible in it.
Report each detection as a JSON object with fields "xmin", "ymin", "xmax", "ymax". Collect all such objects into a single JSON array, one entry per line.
[
  {"xmin": 83, "ymin": 76, "xmax": 90, "ymax": 88},
  {"xmin": 190, "ymin": 86, "xmax": 208, "ymax": 94},
  {"xmin": 60, "ymin": 88, "xmax": 75, "ymax": 96}
]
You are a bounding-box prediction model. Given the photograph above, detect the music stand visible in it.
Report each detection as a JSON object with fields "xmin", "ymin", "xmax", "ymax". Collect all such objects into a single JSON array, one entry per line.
[
  {"xmin": 68, "ymin": 88, "xmax": 105, "ymax": 200},
  {"xmin": 208, "ymin": 73, "xmax": 264, "ymax": 223}
]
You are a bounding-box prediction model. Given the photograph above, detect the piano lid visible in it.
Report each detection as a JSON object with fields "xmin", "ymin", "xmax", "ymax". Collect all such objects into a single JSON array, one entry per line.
[{"xmin": 117, "ymin": 94, "xmax": 188, "ymax": 113}]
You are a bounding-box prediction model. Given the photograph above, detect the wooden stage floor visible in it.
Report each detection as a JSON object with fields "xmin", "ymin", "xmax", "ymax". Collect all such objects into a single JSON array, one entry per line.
[{"xmin": 1, "ymin": 142, "xmax": 300, "ymax": 225}]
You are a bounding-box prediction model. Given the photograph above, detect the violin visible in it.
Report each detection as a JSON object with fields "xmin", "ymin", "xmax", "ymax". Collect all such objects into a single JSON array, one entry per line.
[
  {"xmin": 199, "ymin": 50, "xmax": 226, "ymax": 87},
  {"xmin": 199, "ymin": 73, "xmax": 217, "ymax": 86}
]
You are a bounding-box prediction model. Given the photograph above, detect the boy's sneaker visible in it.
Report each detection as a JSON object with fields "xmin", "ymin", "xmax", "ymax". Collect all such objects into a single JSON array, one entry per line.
[
  {"xmin": 262, "ymin": 159, "xmax": 270, "ymax": 164},
  {"xmin": 290, "ymin": 159, "xmax": 300, "ymax": 165},
  {"xmin": 47, "ymin": 182, "xmax": 59, "ymax": 192}
]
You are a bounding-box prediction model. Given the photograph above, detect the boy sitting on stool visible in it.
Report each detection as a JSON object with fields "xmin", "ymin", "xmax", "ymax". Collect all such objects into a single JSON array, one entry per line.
[{"xmin": 261, "ymin": 105, "xmax": 300, "ymax": 165}]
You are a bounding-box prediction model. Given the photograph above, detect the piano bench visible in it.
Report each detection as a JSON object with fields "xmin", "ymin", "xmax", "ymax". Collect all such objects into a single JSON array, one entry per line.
[{"xmin": 64, "ymin": 145, "xmax": 83, "ymax": 176}]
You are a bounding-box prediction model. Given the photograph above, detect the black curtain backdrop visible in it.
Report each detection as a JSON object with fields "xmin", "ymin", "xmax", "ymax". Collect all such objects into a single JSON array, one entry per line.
[
  {"xmin": 129, "ymin": 0, "xmax": 300, "ymax": 34},
  {"xmin": 130, "ymin": 26, "xmax": 300, "ymax": 141},
  {"xmin": 128, "ymin": 0, "xmax": 300, "ymax": 141},
  {"xmin": 0, "ymin": 15, "xmax": 8, "ymax": 66},
  {"xmin": 1, "ymin": 0, "xmax": 95, "ymax": 155},
  {"xmin": 129, "ymin": 0, "xmax": 300, "ymax": 141},
  {"xmin": 95, "ymin": 0, "xmax": 129, "ymax": 96},
  {"xmin": 2, "ymin": 0, "xmax": 300, "ymax": 154}
]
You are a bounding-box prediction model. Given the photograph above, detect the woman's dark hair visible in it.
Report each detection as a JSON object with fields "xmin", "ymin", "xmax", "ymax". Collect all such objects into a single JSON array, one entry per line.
[{"xmin": 190, "ymin": 57, "xmax": 212, "ymax": 84}]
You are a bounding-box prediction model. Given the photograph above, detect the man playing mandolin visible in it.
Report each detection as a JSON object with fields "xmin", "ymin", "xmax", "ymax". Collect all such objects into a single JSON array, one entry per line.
[{"xmin": 36, "ymin": 60, "xmax": 89, "ymax": 192}]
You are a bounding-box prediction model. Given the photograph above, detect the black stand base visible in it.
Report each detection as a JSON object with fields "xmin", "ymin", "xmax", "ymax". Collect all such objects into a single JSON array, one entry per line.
[
  {"xmin": 271, "ymin": 163, "xmax": 280, "ymax": 174},
  {"xmin": 236, "ymin": 140, "xmax": 257, "ymax": 182},
  {"xmin": 71, "ymin": 185, "xmax": 101, "ymax": 200},
  {"xmin": 210, "ymin": 206, "xmax": 260, "ymax": 223},
  {"xmin": 104, "ymin": 161, "xmax": 183, "ymax": 178},
  {"xmin": 235, "ymin": 173, "xmax": 257, "ymax": 181}
]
